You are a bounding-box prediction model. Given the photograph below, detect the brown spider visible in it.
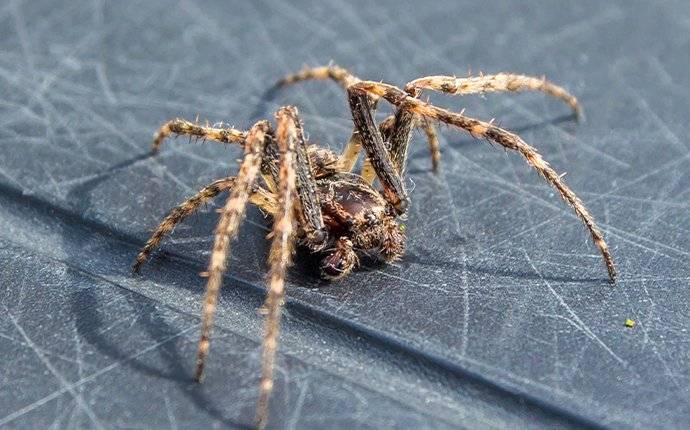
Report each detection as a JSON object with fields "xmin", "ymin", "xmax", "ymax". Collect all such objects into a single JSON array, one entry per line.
[{"xmin": 132, "ymin": 64, "xmax": 617, "ymax": 428}]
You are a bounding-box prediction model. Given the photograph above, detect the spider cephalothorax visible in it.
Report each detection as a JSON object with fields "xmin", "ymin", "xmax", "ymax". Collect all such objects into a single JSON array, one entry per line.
[
  {"xmin": 132, "ymin": 64, "xmax": 617, "ymax": 428},
  {"xmin": 313, "ymin": 171, "xmax": 405, "ymax": 278}
]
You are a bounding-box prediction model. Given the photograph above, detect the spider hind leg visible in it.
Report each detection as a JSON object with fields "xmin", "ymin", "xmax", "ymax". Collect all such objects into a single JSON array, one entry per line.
[{"xmin": 132, "ymin": 178, "xmax": 277, "ymax": 273}]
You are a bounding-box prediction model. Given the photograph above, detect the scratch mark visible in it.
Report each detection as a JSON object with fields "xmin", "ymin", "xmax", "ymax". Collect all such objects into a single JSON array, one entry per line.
[
  {"xmin": 10, "ymin": 0, "xmax": 35, "ymax": 75},
  {"xmin": 286, "ymin": 375, "xmax": 310, "ymax": 430},
  {"xmin": 95, "ymin": 62, "xmax": 118, "ymax": 105},
  {"xmin": 0, "ymin": 324, "xmax": 197, "ymax": 427},
  {"xmin": 646, "ymin": 56, "xmax": 675, "ymax": 88},
  {"xmin": 5, "ymin": 306, "xmax": 105, "ymax": 430},
  {"xmin": 619, "ymin": 82, "xmax": 689, "ymax": 152},
  {"xmin": 164, "ymin": 395, "xmax": 178, "ymax": 430},
  {"xmin": 523, "ymin": 251, "xmax": 627, "ymax": 366},
  {"xmin": 524, "ymin": 7, "xmax": 624, "ymax": 58},
  {"xmin": 459, "ymin": 250, "xmax": 469, "ymax": 357}
]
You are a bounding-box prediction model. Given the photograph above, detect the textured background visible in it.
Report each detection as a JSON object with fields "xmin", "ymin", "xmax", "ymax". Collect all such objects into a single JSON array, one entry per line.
[{"xmin": 1, "ymin": 0, "xmax": 689, "ymax": 428}]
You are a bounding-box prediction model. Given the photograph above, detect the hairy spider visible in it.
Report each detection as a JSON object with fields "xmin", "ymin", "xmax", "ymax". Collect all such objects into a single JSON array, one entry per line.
[{"xmin": 132, "ymin": 64, "xmax": 617, "ymax": 428}]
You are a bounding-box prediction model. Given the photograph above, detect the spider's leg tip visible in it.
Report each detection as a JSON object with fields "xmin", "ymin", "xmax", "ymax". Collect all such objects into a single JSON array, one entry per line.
[
  {"xmin": 193, "ymin": 368, "xmax": 205, "ymax": 383},
  {"xmin": 605, "ymin": 265, "xmax": 618, "ymax": 284},
  {"xmin": 148, "ymin": 143, "xmax": 162, "ymax": 155}
]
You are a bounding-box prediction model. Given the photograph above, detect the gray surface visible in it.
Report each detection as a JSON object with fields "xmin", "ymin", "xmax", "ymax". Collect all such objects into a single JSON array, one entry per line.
[{"xmin": 1, "ymin": 0, "xmax": 689, "ymax": 428}]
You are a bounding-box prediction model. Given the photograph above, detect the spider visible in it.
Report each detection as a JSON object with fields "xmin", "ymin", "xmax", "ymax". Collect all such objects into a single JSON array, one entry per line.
[{"xmin": 132, "ymin": 64, "xmax": 617, "ymax": 428}]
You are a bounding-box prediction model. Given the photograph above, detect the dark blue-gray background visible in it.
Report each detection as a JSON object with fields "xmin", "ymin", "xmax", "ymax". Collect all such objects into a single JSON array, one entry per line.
[{"xmin": 1, "ymin": 0, "xmax": 688, "ymax": 428}]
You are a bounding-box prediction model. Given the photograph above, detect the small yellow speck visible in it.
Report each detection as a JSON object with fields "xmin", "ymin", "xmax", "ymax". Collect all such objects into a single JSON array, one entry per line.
[
  {"xmin": 399, "ymin": 224, "xmax": 406, "ymax": 232},
  {"xmin": 625, "ymin": 319, "xmax": 636, "ymax": 328}
]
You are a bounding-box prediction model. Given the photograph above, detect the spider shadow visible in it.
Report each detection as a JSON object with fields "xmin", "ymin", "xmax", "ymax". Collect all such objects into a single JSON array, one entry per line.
[
  {"xmin": 63, "ymin": 152, "xmax": 252, "ymax": 429},
  {"xmin": 248, "ymin": 82, "xmax": 285, "ymax": 124},
  {"xmin": 67, "ymin": 151, "xmax": 154, "ymax": 214},
  {"xmin": 404, "ymin": 247, "xmax": 606, "ymax": 285},
  {"xmin": 68, "ymin": 277, "xmax": 251, "ymax": 429}
]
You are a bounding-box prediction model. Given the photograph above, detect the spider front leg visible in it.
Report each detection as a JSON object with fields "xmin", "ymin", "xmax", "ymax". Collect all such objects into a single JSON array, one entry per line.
[
  {"xmin": 195, "ymin": 120, "xmax": 271, "ymax": 382},
  {"xmin": 151, "ymin": 118, "xmax": 247, "ymax": 153},
  {"xmin": 255, "ymin": 106, "xmax": 301, "ymax": 429},
  {"xmin": 360, "ymin": 113, "xmax": 439, "ymax": 182},
  {"xmin": 290, "ymin": 108, "xmax": 329, "ymax": 248},
  {"xmin": 347, "ymin": 86, "xmax": 409, "ymax": 214},
  {"xmin": 352, "ymin": 81, "xmax": 616, "ymax": 282}
]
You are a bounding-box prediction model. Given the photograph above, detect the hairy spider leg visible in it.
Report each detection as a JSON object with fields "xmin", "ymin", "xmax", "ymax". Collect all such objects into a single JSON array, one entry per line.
[
  {"xmin": 276, "ymin": 64, "xmax": 441, "ymax": 174},
  {"xmin": 380, "ymin": 72, "xmax": 583, "ymax": 180},
  {"xmin": 352, "ymin": 80, "xmax": 616, "ymax": 282},
  {"xmin": 405, "ymin": 73, "xmax": 582, "ymax": 119},
  {"xmin": 291, "ymin": 109, "xmax": 328, "ymax": 248},
  {"xmin": 195, "ymin": 121, "xmax": 271, "ymax": 382},
  {"xmin": 150, "ymin": 118, "xmax": 247, "ymax": 153},
  {"xmin": 256, "ymin": 107, "xmax": 301, "ymax": 429},
  {"xmin": 347, "ymin": 87, "xmax": 409, "ymax": 214},
  {"xmin": 132, "ymin": 178, "xmax": 277, "ymax": 273},
  {"xmin": 276, "ymin": 65, "xmax": 365, "ymax": 170},
  {"xmin": 420, "ymin": 116, "xmax": 441, "ymax": 171}
]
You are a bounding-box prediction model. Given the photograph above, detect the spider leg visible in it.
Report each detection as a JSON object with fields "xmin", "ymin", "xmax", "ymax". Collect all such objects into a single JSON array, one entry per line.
[
  {"xmin": 352, "ymin": 81, "xmax": 616, "ymax": 282},
  {"xmin": 194, "ymin": 120, "xmax": 272, "ymax": 382},
  {"xmin": 360, "ymin": 113, "xmax": 427, "ymax": 183},
  {"xmin": 344, "ymin": 95, "xmax": 382, "ymax": 179},
  {"xmin": 131, "ymin": 178, "xmax": 277, "ymax": 273},
  {"xmin": 151, "ymin": 118, "xmax": 247, "ymax": 153},
  {"xmin": 420, "ymin": 116, "xmax": 441, "ymax": 171},
  {"xmin": 377, "ymin": 105, "xmax": 441, "ymax": 177},
  {"xmin": 276, "ymin": 65, "xmax": 368, "ymax": 171},
  {"xmin": 339, "ymin": 131, "xmax": 364, "ymax": 172},
  {"xmin": 256, "ymin": 107, "xmax": 301, "ymax": 429},
  {"xmin": 277, "ymin": 64, "xmax": 440, "ymax": 174},
  {"xmin": 359, "ymin": 115, "xmax": 397, "ymax": 183},
  {"xmin": 276, "ymin": 63, "xmax": 360, "ymax": 89},
  {"xmin": 347, "ymin": 86, "xmax": 409, "ymax": 214},
  {"xmin": 405, "ymin": 73, "xmax": 582, "ymax": 119},
  {"xmin": 290, "ymin": 107, "xmax": 329, "ymax": 248},
  {"xmin": 388, "ymin": 73, "xmax": 581, "ymax": 173}
]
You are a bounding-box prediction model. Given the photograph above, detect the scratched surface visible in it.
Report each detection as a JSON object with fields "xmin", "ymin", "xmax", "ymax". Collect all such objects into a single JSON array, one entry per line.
[{"xmin": 1, "ymin": 0, "xmax": 689, "ymax": 428}]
